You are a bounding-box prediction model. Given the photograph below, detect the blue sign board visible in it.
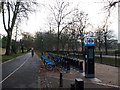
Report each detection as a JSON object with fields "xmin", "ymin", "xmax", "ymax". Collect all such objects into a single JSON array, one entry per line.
[{"xmin": 84, "ymin": 37, "xmax": 95, "ymax": 46}]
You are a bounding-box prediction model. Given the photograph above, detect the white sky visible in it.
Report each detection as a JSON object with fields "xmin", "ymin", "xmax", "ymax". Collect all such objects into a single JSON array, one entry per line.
[{"xmin": 0, "ymin": 0, "xmax": 118, "ymax": 40}]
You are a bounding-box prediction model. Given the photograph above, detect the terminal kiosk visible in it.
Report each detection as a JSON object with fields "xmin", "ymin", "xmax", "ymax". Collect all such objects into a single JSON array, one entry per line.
[{"xmin": 84, "ymin": 37, "xmax": 95, "ymax": 78}]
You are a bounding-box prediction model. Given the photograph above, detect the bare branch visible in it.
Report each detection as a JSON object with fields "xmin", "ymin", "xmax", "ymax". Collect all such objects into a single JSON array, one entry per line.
[
  {"xmin": 109, "ymin": 0, "xmax": 120, "ymax": 8},
  {"xmin": 61, "ymin": 9, "xmax": 73, "ymax": 20},
  {"xmin": 7, "ymin": 2, "xmax": 11, "ymax": 29},
  {"xmin": 11, "ymin": 2, "xmax": 20, "ymax": 30},
  {"xmin": 1, "ymin": 2, "xmax": 7, "ymax": 31}
]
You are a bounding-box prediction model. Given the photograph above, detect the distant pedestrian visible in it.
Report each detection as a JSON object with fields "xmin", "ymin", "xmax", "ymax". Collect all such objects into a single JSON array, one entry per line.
[{"xmin": 31, "ymin": 48, "xmax": 34, "ymax": 57}]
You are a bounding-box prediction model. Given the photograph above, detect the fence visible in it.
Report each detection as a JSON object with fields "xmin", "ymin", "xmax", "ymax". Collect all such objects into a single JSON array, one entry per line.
[{"xmin": 95, "ymin": 50, "xmax": 120, "ymax": 67}]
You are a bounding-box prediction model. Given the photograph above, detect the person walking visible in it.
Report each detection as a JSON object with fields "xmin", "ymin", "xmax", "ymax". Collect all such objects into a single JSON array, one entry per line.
[{"xmin": 31, "ymin": 48, "xmax": 34, "ymax": 57}]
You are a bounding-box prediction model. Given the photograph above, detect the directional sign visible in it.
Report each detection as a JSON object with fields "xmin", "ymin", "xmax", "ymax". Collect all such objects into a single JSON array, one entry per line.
[{"xmin": 84, "ymin": 37, "xmax": 95, "ymax": 46}]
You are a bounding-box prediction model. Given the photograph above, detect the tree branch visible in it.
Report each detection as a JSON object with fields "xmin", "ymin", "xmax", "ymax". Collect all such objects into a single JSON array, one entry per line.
[
  {"xmin": 7, "ymin": 2, "xmax": 11, "ymax": 29},
  {"xmin": 11, "ymin": 2, "xmax": 20, "ymax": 30},
  {"xmin": 1, "ymin": 2, "xmax": 7, "ymax": 32},
  {"xmin": 61, "ymin": 10, "xmax": 73, "ymax": 20}
]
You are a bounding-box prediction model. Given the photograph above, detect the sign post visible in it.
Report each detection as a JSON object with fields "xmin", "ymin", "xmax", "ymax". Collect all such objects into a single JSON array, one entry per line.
[{"xmin": 84, "ymin": 37, "xmax": 95, "ymax": 78}]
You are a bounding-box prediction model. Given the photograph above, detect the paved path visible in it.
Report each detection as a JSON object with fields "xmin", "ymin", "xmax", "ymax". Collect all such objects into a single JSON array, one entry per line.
[
  {"xmin": 39, "ymin": 57, "xmax": 119, "ymax": 89},
  {"xmin": 79, "ymin": 60, "xmax": 119, "ymax": 87},
  {"xmin": 1, "ymin": 52, "xmax": 40, "ymax": 88},
  {"xmin": 95, "ymin": 54, "xmax": 120, "ymax": 59}
]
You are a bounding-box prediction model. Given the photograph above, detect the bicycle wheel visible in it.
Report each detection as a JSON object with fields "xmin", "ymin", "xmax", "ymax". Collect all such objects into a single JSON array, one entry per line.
[{"xmin": 45, "ymin": 64, "xmax": 53, "ymax": 71}]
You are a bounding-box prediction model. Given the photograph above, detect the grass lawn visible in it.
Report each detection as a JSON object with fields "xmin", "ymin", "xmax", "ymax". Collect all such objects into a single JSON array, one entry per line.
[
  {"xmin": 95, "ymin": 57, "xmax": 119, "ymax": 67},
  {"xmin": 95, "ymin": 50, "xmax": 120, "ymax": 56},
  {"xmin": 35, "ymin": 51, "xmax": 42, "ymax": 58},
  {"xmin": 2, "ymin": 52, "xmax": 26, "ymax": 63}
]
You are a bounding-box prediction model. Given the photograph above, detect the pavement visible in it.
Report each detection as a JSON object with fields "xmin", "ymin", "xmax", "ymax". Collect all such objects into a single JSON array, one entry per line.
[{"xmin": 39, "ymin": 57, "xmax": 119, "ymax": 89}]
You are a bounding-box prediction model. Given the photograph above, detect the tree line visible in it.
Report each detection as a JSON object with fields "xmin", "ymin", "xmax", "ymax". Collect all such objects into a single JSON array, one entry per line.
[
  {"xmin": 0, "ymin": 0, "xmax": 118, "ymax": 55},
  {"xmin": 1, "ymin": 28, "xmax": 117, "ymax": 55}
]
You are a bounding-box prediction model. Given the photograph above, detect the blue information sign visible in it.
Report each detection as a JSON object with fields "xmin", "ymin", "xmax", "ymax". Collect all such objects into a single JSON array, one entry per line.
[{"xmin": 84, "ymin": 37, "xmax": 95, "ymax": 46}]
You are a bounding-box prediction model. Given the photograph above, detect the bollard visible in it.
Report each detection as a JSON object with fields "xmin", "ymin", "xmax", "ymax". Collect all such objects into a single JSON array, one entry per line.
[
  {"xmin": 75, "ymin": 78, "xmax": 84, "ymax": 90},
  {"xmin": 115, "ymin": 51, "xmax": 117, "ymax": 67},
  {"xmin": 79, "ymin": 61, "xmax": 83, "ymax": 73},
  {"xmin": 100, "ymin": 52, "xmax": 102, "ymax": 63},
  {"xmin": 74, "ymin": 60, "xmax": 77, "ymax": 68},
  {"xmin": 76, "ymin": 60, "xmax": 79, "ymax": 68},
  {"xmin": 59, "ymin": 73, "xmax": 63, "ymax": 87},
  {"xmin": 67, "ymin": 61, "xmax": 70, "ymax": 71},
  {"xmin": 70, "ymin": 83, "xmax": 75, "ymax": 90}
]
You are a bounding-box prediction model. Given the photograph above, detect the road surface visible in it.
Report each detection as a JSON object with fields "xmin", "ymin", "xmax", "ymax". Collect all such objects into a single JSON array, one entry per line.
[{"xmin": 1, "ymin": 52, "xmax": 40, "ymax": 88}]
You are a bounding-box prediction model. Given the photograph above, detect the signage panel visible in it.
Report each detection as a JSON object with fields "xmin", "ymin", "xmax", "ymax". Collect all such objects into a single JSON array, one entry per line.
[{"xmin": 84, "ymin": 37, "xmax": 95, "ymax": 46}]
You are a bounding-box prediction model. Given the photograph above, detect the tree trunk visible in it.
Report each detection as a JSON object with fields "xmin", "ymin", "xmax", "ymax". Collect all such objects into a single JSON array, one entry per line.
[
  {"xmin": 62, "ymin": 43, "xmax": 65, "ymax": 51},
  {"xmin": 104, "ymin": 35, "xmax": 108, "ymax": 55},
  {"xmin": 57, "ymin": 25, "xmax": 60, "ymax": 53},
  {"xmin": 81, "ymin": 40, "xmax": 84, "ymax": 53},
  {"xmin": 98, "ymin": 38, "xmax": 101, "ymax": 52},
  {"xmin": 5, "ymin": 30, "xmax": 12, "ymax": 55}
]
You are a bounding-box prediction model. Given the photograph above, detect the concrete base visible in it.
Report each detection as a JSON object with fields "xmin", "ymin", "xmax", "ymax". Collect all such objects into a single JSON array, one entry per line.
[
  {"xmin": 85, "ymin": 74, "xmax": 95, "ymax": 78},
  {"xmin": 89, "ymin": 78, "xmax": 102, "ymax": 83}
]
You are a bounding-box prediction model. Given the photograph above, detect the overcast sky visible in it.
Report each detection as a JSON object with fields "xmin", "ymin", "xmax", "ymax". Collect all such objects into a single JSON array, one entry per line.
[{"xmin": 0, "ymin": 0, "xmax": 118, "ymax": 40}]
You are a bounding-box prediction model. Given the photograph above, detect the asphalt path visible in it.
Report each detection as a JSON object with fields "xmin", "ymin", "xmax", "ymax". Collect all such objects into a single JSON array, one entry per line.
[
  {"xmin": 95, "ymin": 54, "xmax": 120, "ymax": 59},
  {"xmin": 1, "ymin": 52, "xmax": 40, "ymax": 89}
]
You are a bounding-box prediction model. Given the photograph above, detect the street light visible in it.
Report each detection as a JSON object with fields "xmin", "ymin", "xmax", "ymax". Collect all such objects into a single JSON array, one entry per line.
[
  {"xmin": 41, "ymin": 38, "xmax": 43, "ymax": 53},
  {"xmin": 80, "ymin": 33, "xmax": 84, "ymax": 53}
]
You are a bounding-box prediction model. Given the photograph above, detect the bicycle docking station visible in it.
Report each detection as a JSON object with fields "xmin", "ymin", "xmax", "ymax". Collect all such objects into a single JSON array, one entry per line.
[{"xmin": 84, "ymin": 37, "xmax": 95, "ymax": 78}]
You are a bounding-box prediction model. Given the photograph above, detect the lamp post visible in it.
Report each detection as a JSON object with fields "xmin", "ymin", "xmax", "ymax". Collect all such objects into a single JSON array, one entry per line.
[
  {"xmin": 80, "ymin": 33, "xmax": 84, "ymax": 54},
  {"xmin": 20, "ymin": 39, "xmax": 24, "ymax": 53},
  {"xmin": 41, "ymin": 38, "xmax": 43, "ymax": 53}
]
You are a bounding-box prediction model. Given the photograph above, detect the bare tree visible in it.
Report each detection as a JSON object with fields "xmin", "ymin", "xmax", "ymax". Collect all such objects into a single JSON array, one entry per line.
[
  {"xmin": 0, "ymin": 2, "xmax": 1, "ymax": 13},
  {"xmin": 21, "ymin": 32, "xmax": 34, "ymax": 51},
  {"xmin": 46, "ymin": 17, "xmax": 55, "ymax": 33},
  {"xmin": 104, "ymin": 0, "xmax": 120, "ymax": 11},
  {"xmin": 95, "ymin": 27, "xmax": 104, "ymax": 52},
  {"xmin": 102, "ymin": 0, "xmax": 118, "ymax": 54},
  {"xmin": 67, "ymin": 10, "xmax": 88, "ymax": 53},
  {"xmin": 1, "ymin": 0, "xmax": 38, "ymax": 55},
  {"xmin": 49, "ymin": 0, "xmax": 75, "ymax": 52},
  {"xmin": 74, "ymin": 10, "xmax": 88, "ymax": 53}
]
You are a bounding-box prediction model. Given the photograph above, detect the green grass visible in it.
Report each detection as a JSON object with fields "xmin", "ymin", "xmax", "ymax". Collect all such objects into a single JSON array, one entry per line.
[
  {"xmin": 2, "ymin": 52, "xmax": 26, "ymax": 62},
  {"xmin": 95, "ymin": 57, "xmax": 119, "ymax": 67},
  {"xmin": 35, "ymin": 51, "xmax": 42, "ymax": 58},
  {"xmin": 95, "ymin": 50, "xmax": 114, "ymax": 55}
]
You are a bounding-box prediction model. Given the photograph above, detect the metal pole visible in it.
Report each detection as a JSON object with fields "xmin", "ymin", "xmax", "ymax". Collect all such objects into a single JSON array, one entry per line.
[
  {"xmin": 71, "ymin": 83, "xmax": 75, "ymax": 90},
  {"xmin": 115, "ymin": 50, "xmax": 117, "ymax": 67},
  {"xmin": 100, "ymin": 51, "xmax": 102, "ymax": 63},
  {"xmin": 59, "ymin": 72, "xmax": 63, "ymax": 87},
  {"xmin": 79, "ymin": 61, "xmax": 83, "ymax": 72}
]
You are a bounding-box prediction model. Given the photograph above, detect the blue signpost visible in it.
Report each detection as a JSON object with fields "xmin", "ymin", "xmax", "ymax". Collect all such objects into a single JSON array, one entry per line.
[{"xmin": 84, "ymin": 37, "xmax": 95, "ymax": 78}]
